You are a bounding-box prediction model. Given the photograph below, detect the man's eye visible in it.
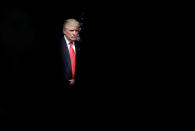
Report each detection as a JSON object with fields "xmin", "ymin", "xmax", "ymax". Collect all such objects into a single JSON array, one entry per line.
[{"xmin": 69, "ymin": 30, "xmax": 78, "ymax": 32}]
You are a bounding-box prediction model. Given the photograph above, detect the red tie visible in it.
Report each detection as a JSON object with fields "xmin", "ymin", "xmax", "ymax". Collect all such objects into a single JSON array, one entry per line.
[{"xmin": 69, "ymin": 43, "xmax": 76, "ymax": 79}]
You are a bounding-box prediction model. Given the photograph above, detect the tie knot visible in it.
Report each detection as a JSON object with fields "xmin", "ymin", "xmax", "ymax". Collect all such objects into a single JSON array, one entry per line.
[{"xmin": 69, "ymin": 42, "xmax": 73, "ymax": 46}]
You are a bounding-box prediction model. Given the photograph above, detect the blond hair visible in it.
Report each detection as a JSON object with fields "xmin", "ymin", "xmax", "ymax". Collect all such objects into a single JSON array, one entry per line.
[{"xmin": 63, "ymin": 18, "xmax": 80, "ymax": 29}]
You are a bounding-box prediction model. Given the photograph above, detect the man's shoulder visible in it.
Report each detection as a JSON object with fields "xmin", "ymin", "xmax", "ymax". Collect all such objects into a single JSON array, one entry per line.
[
  {"xmin": 59, "ymin": 37, "xmax": 65, "ymax": 44},
  {"xmin": 60, "ymin": 36, "xmax": 65, "ymax": 41},
  {"xmin": 75, "ymin": 40, "xmax": 81, "ymax": 49}
]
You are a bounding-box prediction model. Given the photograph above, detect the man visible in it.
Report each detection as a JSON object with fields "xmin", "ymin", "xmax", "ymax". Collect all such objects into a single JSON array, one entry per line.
[{"xmin": 59, "ymin": 18, "xmax": 81, "ymax": 88}]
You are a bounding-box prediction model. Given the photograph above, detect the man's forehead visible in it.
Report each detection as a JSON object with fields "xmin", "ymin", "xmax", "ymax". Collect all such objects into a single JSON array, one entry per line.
[{"xmin": 66, "ymin": 24, "xmax": 79, "ymax": 29}]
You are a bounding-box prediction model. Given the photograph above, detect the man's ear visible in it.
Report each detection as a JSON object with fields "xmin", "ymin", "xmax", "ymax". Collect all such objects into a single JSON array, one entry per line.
[{"xmin": 62, "ymin": 29, "xmax": 66, "ymax": 35}]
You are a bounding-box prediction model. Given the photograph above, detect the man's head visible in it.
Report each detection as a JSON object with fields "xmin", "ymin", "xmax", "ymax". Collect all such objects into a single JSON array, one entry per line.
[{"xmin": 63, "ymin": 19, "xmax": 80, "ymax": 43}]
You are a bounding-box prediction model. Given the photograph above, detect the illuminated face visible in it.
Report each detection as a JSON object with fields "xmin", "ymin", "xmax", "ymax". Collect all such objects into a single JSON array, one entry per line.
[{"xmin": 63, "ymin": 24, "xmax": 79, "ymax": 42}]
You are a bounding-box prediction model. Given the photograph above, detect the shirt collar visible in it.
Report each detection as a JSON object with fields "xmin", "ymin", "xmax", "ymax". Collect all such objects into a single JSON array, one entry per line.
[{"xmin": 64, "ymin": 35, "xmax": 75, "ymax": 45}]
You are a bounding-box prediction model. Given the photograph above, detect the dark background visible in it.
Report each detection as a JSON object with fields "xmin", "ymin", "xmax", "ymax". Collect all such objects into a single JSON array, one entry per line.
[
  {"xmin": 0, "ymin": 5, "xmax": 93, "ymax": 116},
  {"xmin": 0, "ymin": 5, "xmax": 122, "ymax": 117},
  {"xmin": 0, "ymin": 2, "xmax": 175, "ymax": 117}
]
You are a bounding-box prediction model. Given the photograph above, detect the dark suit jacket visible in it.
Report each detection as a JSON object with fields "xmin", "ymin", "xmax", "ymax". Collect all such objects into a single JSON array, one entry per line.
[{"xmin": 59, "ymin": 37, "xmax": 80, "ymax": 88}]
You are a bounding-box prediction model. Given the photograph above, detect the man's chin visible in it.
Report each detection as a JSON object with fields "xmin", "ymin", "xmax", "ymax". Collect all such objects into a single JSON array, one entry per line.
[{"xmin": 71, "ymin": 38, "xmax": 77, "ymax": 41}]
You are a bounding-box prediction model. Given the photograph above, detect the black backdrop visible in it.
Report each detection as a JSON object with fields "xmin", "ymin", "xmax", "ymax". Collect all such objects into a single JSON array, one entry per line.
[
  {"xmin": 0, "ymin": 6, "xmax": 93, "ymax": 116},
  {"xmin": 0, "ymin": 3, "xmax": 173, "ymax": 117}
]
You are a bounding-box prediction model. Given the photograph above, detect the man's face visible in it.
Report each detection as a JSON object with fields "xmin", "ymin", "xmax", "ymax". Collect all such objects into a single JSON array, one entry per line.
[{"xmin": 63, "ymin": 24, "xmax": 79, "ymax": 42}]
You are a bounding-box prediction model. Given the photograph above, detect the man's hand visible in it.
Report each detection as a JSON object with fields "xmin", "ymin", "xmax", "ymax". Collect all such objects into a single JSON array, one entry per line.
[{"xmin": 69, "ymin": 79, "xmax": 75, "ymax": 86}]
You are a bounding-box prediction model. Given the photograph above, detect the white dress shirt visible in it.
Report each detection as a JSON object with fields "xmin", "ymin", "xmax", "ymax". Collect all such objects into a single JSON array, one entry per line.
[{"xmin": 64, "ymin": 35, "xmax": 76, "ymax": 54}]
